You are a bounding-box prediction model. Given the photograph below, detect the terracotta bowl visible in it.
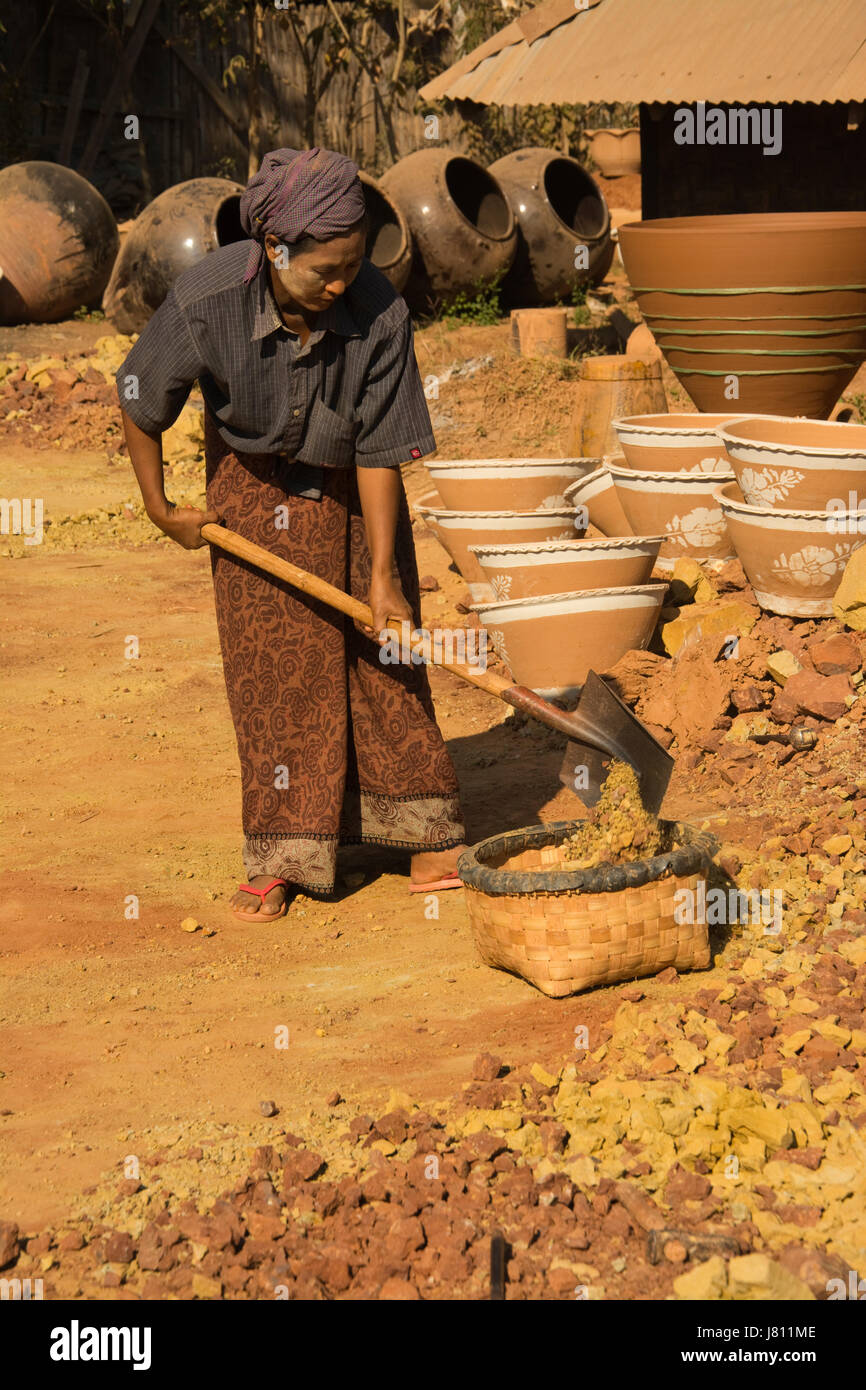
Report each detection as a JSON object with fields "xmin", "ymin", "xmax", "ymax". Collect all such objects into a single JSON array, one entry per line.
[
  {"xmin": 468, "ymin": 536, "xmax": 664, "ymax": 601},
  {"xmin": 564, "ymin": 465, "xmax": 634, "ymax": 536},
  {"xmin": 718, "ymin": 415, "xmax": 866, "ymax": 511},
  {"xmin": 619, "ymin": 212, "xmax": 866, "ymax": 418},
  {"xmin": 716, "ymin": 480, "xmax": 866, "ymax": 617},
  {"xmin": 425, "ymin": 457, "xmax": 601, "ymax": 511},
  {"xmin": 472, "ymin": 585, "xmax": 668, "ymax": 701},
  {"xmin": 609, "ymin": 462, "xmax": 735, "ymax": 571},
  {"xmin": 613, "ymin": 413, "xmax": 741, "ymax": 473},
  {"xmin": 415, "ymin": 504, "xmax": 586, "ymax": 602}
]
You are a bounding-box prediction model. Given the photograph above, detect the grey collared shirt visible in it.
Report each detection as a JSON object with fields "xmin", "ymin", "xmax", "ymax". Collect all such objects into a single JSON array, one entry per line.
[{"xmin": 115, "ymin": 241, "xmax": 436, "ymax": 495}]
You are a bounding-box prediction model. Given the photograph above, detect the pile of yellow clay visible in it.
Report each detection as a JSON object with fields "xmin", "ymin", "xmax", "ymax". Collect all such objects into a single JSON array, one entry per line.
[{"xmin": 561, "ymin": 760, "xmax": 665, "ymax": 869}]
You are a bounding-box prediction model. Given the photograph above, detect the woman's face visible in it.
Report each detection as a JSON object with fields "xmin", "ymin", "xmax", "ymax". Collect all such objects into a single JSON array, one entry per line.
[{"xmin": 265, "ymin": 229, "xmax": 365, "ymax": 313}]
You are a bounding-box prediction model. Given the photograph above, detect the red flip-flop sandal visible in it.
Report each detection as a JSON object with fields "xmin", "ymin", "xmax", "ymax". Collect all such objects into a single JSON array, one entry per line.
[
  {"xmin": 232, "ymin": 878, "xmax": 289, "ymax": 921},
  {"xmin": 408, "ymin": 871, "xmax": 462, "ymax": 895}
]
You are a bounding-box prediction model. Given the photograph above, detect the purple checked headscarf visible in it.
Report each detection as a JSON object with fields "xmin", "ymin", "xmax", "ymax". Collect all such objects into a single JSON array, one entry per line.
[{"xmin": 239, "ymin": 146, "xmax": 366, "ymax": 284}]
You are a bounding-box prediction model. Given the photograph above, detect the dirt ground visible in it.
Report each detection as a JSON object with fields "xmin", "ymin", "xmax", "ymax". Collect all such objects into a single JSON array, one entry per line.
[
  {"xmin": 2, "ymin": 295, "xmax": 866, "ymax": 1302},
  {"xmin": 0, "ymin": 307, "xmax": 637, "ymax": 1234}
]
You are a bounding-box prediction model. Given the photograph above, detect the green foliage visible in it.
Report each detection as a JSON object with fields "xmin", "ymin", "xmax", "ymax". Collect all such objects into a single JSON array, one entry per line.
[
  {"xmin": 444, "ymin": 275, "xmax": 503, "ymax": 327},
  {"xmin": 73, "ymin": 305, "xmax": 105, "ymax": 321},
  {"xmin": 571, "ymin": 281, "xmax": 590, "ymax": 326}
]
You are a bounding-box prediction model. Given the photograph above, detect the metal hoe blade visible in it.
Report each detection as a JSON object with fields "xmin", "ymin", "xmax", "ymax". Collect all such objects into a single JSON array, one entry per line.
[{"xmin": 557, "ymin": 670, "xmax": 674, "ymax": 816}]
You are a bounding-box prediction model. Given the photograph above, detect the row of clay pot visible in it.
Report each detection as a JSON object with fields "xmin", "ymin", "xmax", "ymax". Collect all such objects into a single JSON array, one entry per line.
[
  {"xmin": 602, "ymin": 410, "xmax": 866, "ymax": 618},
  {"xmin": 716, "ymin": 414, "xmax": 866, "ymax": 618},
  {"xmin": 381, "ymin": 145, "xmax": 613, "ymax": 312},
  {"xmin": 413, "ymin": 457, "xmax": 667, "ymax": 700},
  {"xmin": 0, "ymin": 143, "xmax": 613, "ymax": 328},
  {"xmin": 618, "ymin": 212, "xmax": 866, "ymax": 419}
]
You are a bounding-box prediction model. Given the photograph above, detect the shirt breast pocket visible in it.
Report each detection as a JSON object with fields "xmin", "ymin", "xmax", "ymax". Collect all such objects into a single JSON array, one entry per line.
[{"xmin": 296, "ymin": 397, "xmax": 359, "ymax": 469}]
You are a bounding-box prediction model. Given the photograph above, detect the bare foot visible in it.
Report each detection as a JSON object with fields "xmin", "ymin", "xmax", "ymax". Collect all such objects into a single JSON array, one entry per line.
[
  {"xmin": 231, "ymin": 876, "xmax": 288, "ymax": 918},
  {"xmin": 409, "ymin": 846, "xmax": 466, "ymax": 885}
]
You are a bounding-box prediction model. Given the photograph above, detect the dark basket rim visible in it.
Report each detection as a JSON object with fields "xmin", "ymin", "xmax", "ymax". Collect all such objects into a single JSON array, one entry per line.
[{"xmin": 457, "ymin": 819, "xmax": 716, "ymax": 897}]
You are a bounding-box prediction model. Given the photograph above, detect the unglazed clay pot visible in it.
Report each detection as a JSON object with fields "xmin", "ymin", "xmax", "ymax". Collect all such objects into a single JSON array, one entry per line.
[
  {"xmin": 0, "ymin": 161, "xmax": 118, "ymax": 323},
  {"xmin": 415, "ymin": 505, "xmax": 585, "ymax": 602},
  {"xmin": 585, "ymin": 128, "xmax": 641, "ymax": 178},
  {"xmin": 564, "ymin": 465, "xmax": 634, "ymax": 536},
  {"xmin": 468, "ymin": 536, "xmax": 664, "ymax": 601},
  {"xmin": 716, "ymin": 480, "xmax": 866, "ymax": 617},
  {"xmin": 472, "ymin": 585, "xmax": 668, "ymax": 700},
  {"xmin": 103, "ymin": 177, "xmax": 246, "ymax": 331},
  {"xmin": 380, "ymin": 149, "xmax": 516, "ymax": 312},
  {"xmin": 425, "ymin": 457, "xmax": 600, "ymax": 512},
  {"xmin": 619, "ymin": 213, "xmax": 866, "ymax": 418},
  {"xmin": 359, "ymin": 171, "xmax": 412, "ymax": 292},
  {"xmin": 488, "ymin": 146, "xmax": 613, "ymax": 306},
  {"xmin": 609, "ymin": 462, "xmax": 735, "ymax": 570},
  {"xmin": 718, "ymin": 416, "xmax": 866, "ymax": 511},
  {"xmin": 613, "ymin": 413, "xmax": 742, "ymax": 473}
]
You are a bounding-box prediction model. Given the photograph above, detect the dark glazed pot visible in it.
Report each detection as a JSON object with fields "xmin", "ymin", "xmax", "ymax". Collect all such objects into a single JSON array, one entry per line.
[
  {"xmin": 380, "ymin": 148, "xmax": 516, "ymax": 311},
  {"xmin": 359, "ymin": 171, "xmax": 412, "ymax": 293},
  {"xmin": 619, "ymin": 213, "xmax": 866, "ymax": 418},
  {"xmin": 0, "ymin": 162, "xmax": 118, "ymax": 324},
  {"xmin": 489, "ymin": 147, "xmax": 613, "ymax": 306},
  {"xmin": 102, "ymin": 177, "xmax": 246, "ymax": 332}
]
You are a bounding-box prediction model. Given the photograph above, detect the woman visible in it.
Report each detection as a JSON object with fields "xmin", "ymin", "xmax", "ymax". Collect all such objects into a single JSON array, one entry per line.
[{"xmin": 118, "ymin": 146, "xmax": 465, "ymax": 921}]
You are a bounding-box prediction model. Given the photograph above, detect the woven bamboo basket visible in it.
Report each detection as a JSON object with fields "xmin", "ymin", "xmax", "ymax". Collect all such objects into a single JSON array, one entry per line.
[{"xmin": 458, "ymin": 820, "xmax": 713, "ymax": 998}]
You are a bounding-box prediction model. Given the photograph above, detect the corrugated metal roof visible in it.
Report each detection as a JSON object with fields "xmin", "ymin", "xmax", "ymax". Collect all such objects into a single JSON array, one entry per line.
[{"xmin": 420, "ymin": 0, "xmax": 866, "ymax": 106}]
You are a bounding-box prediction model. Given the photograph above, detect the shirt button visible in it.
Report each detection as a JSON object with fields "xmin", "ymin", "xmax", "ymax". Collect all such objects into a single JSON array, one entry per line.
[{"xmin": 292, "ymin": 408, "xmax": 300, "ymax": 416}]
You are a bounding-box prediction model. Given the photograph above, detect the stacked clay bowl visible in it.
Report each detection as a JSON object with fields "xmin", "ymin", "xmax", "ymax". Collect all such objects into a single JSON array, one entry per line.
[
  {"xmin": 425, "ymin": 457, "xmax": 600, "ymax": 510},
  {"xmin": 613, "ymin": 413, "xmax": 743, "ymax": 473},
  {"xmin": 608, "ymin": 461, "xmax": 735, "ymax": 571},
  {"xmin": 715, "ymin": 480, "xmax": 866, "ymax": 618},
  {"xmin": 619, "ymin": 213, "xmax": 866, "ymax": 418},
  {"xmin": 468, "ymin": 536, "xmax": 663, "ymax": 601},
  {"xmin": 717, "ymin": 415, "xmax": 866, "ymax": 511},
  {"xmin": 472, "ymin": 586, "xmax": 668, "ymax": 700},
  {"xmin": 564, "ymin": 466, "xmax": 633, "ymax": 536},
  {"xmin": 413, "ymin": 500, "xmax": 584, "ymax": 601}
]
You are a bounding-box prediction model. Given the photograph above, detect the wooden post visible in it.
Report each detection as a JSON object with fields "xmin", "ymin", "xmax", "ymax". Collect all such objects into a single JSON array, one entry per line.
[
  {"xmin": 77, "ymin": 0, "xmax": 163, "ymax": 179},
  {"xmin": 58, "ymin": 49, "xmax": 90, "ymax": 167}
]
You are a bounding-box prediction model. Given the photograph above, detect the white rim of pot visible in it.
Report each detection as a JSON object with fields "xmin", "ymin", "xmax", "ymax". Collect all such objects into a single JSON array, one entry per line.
[
  {"xmin": 610, "ymin": 463, "xmax": 735, "ymax": 487},
  {"xmin": 427, "ymin": 457, "xmax": 601, "ymax": 471},
  {"xmin": 467, "ymin": 536, "xmax": 664, "ymax": 558},
  {"xmin": 563, "ymin": 467, "xmax": 612, "ymax": 501},
  {"xmin": 471, "ymin": 583, "xmax": 669, "ymax": 619},
  {"xmin": 714, "ymin": 481, "xmax": 866, "ymax": 521},
  {"xmin": 612, "ymin": 413, "xmax": 741, "ymax": 440},
  {"xmin": 418, "ymin": 507, "xmax": 582, "ymax": 522},
  {"xmin": 718, "ymin": 418, "xmax": 866, "ymax": 463}
]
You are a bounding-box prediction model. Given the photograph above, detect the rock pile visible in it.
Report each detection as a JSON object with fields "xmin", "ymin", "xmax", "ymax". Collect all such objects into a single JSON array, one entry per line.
[{"xmin": 3, "ymin": 925, "xmax": 864, "ymax": 1301}]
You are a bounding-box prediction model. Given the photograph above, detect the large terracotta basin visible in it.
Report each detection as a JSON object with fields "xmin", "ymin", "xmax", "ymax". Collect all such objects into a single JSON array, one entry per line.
[
  {"xmin": 425, "ymin": 457, "xmax": 600, "ymax": 512},
  {"xmin": 613, "ymin": 413, "xmax": 741, "ymax": 473},
  {"xmin": 413, "ymin": 503, "xmax": 585, "ymax": 601},
  {"xmin": 619, "ymin": 213, "xmax": 866, "ymax": 418},
  {"xmin": 609, "ymin": 462, "xmax": 735, "ymax": 570},
  {"xmin": 468, "ymin": 536, "xmax": 663, "ymax": 601},
  {"xmin": 718, "ymin": 415, "xmax": 866, "ymax": 511},
  {"xmin": 716, "ymin": 480, "xmax": 866, "ymax": 617},
  {"xmin": 564, "ymin": 465, "xmax": 634, "ymax": 536},
  {"xmin": 472, "ymin": 585, "xmax": 668, "ymax": 701}
]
